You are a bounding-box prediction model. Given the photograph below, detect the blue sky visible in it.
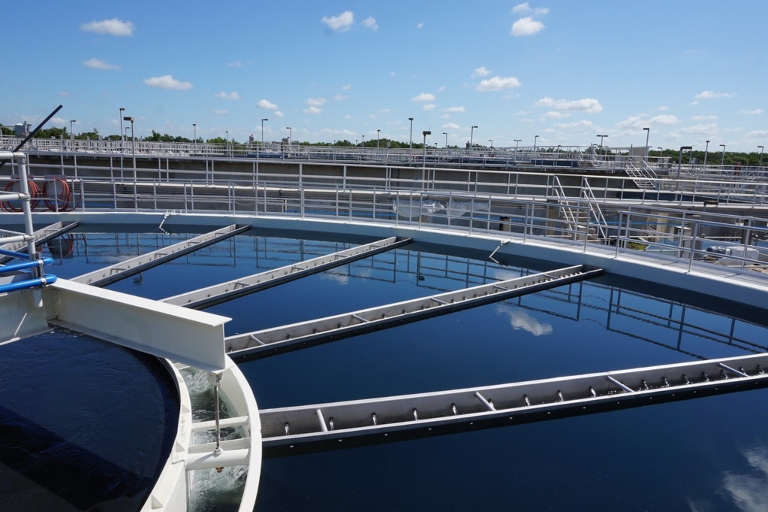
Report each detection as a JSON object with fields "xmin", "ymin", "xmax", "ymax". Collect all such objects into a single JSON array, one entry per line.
[{"xmin": 3, "ymin": 0, "xmax": 766, "ymax": 152}]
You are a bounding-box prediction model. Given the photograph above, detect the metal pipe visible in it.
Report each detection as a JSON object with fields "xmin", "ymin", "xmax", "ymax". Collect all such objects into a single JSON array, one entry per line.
[
  {"xmin": 0, "ymin": 275, "xmax": 57, "ymax": 294},
  {"xmin": 0, "ymin": 257, "xmax": 54, "ymax": 274}
]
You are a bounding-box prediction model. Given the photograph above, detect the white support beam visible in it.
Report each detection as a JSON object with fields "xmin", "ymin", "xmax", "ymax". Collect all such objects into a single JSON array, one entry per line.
[
  {"xmin": 44, "ymin": 279, "xmax": 231, "ymax": 371},
  {"xmin": 0, "ymin": 288, "xmax": 51, "ymax": 345}
]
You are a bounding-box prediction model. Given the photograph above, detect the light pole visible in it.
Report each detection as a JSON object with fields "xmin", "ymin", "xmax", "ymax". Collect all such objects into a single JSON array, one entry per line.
[
  {"xmin": 192, "ymin": 123, "xmax": 197, "ymax": 151},
  {"xmin": 361, "ymin": 134, "xmax": 365, "ymax": 147},
  {"xmin": 677, "ymin": 145, "xmax": 692, "ymax": 179},
  {"xmin": 286, "ymin": 127, "xmax": 292, "ymax": 145},
  {"xmin": 720, "ymin": 144, "xmax": 726, "ymax": 166},
  {"xmin": 597, "ymin": 134, "xmax": 607, "ymax": 152},
  {"xmin": 758, "ymin": 145, "xmax": 764, "ymax": 169},
  {"xmin": 69, "ymin": 120, "xmax": 77, "ymax": 150},
  {"xmin": 422, "ymin": 130, "xmax": 431, "ymax": 187},
  {"xmin": 470, "ymin": 125, "xmax": 478, "ymax": 150},
  {"xmin": 377, "ymin": 129, "xmax": 380, "ymax": 149},
  {"xmin": 643, "ymin": 127, "xmax": 650, "ymax": 161},
  {"xmin": 442, "ymin": 132, "xmax": 448, "ymax": 148},
  {"xmin": 118, "ymin": 107, "xmax": 125, "ymax": 150},
  {"xmin": 488, "ymin": 139, "xmax": 493, "ymax": 149},
  {"xmin": 261, "ymin": 118, "xmax": 268, "ymax": 145},
  {"xmin": 703, "ymin": 140, "xmax": 710, "ymax": 167},
  {"xmin": 408, "ymin": 117, "xmax": 414, "ymax": 150},
  {"xmin": 533, "ymin": 134, "xmax": 539, "ymax": 152}
]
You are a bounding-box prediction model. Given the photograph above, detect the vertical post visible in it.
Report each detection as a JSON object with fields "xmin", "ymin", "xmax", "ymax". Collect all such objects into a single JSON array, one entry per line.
[{"xmin": 207, "ymin": 372, "xmax": 223, "ymax": 454}]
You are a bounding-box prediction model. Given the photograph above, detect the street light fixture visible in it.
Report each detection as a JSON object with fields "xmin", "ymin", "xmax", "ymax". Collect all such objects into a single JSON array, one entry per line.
[
  {"xmin": 703, "ymin": 140, "xmax": 710, "ymax": 168},
  {"xmin": 192, "ymin": 123, "xmax": 197, "ymax": 150},
  {"xmin": 442, "ymin": 132, "xmax": 448, "ymax": 148},
  {"xmin": 597, "ymin": 134, "xmax": 608, "ymax": 151},
  {"xmin": 422, "ymin": 130, "xmax": 431, "ymax": 186},
  {"xmin": 286, "ymin": 127, "xmax": 292, "ymax": 145},
  {"xmin": 470, "ymin": 125, "xmax": 478, "ymax": 150},
  {"xmin": 677, "ymin": 145, "xmax": 692, "ymax": 179},
  {"xmin": 533, "ymin": 134, "xmax": 539, "ymax": 152},
  {"xmin": 69, "ymin": 120, "xmax": 77, "ymax": 147},
  {"xmin": 720, "ymin": 144, "xmax": 726, "ymax": 166},
  {"xmin": 118, "ymin": 108, "xmax": 125, "ymax": 148},
  {"xmin": 377, "ymin": 129, "xmax": 380, "ymax": 149},
  {"xmin": 643, "ymin": 127, "xmax": 650, "ymax": 161},
  {"xmin": 361, "ymin": 134, "xmax": 365, "ymax": 147},
  {"xmin": 758, "ymin": 145, "xmax": 764, "ymax": 168},
  {"xmin": 408, "ymin": 118, "xmax": 414, "ymax": 150},
  {"xmin": 261, "ymin": 118, "xmax": 268, "ymax": 145},
  {"xmin": 488, "ymin": 139, "xmax": 493, "ymax": 148}
]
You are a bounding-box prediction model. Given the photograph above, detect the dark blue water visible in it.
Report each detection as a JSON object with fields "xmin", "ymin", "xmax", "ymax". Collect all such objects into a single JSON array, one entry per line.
[
  {"xmin": 0, "ymin": 330, "xmax": 180, "ymax": 512},
  {"xmin": 38, "ymin": 228, "xmax": 768, "ymax": 511}
]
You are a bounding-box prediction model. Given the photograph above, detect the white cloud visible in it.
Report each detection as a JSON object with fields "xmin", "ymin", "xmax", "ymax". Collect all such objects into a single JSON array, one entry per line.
[
  {"xmin": 304, "ymin": 106, "xmax": 322, "ymax": 114},
  {"xmin": 473, "ymin": 66, "xmax": 491, "ymax": 78},
  {"xmin": 321, "ymin": 11, "xmax": 354, "ymax": 32},
  {"xmin": 658, "ymin": 105, "xmax": 670, "ymax": 111},
  {"xmin": 499, "ymin": 306, "xmax": 553, "ymax": 336},
  {"xmin": 341, "ymin": 84, "xmax": 352, "ymax": 90},
  {"xmin": 695, "ymin": 90, "xmax": 736, "ymax": 100},
  {"xmin": 57, "ymin": 91, "xmax": 71, "ymax": 97},
  {"xmin": 257, "ymin": 99, "xmax": 279, "ymax": 111},
  {"xmin": 542, "ymin": 111, "xmax": 569, "ymax": 119},
  {"xmin": 423, "ymin": 104, "xmax": 435, "ymax": 111},
  {"xmin": 81, "ymin": 18, "xmax": 134, "ymax": 36},
  {"xmin": 213, "ymin": 109, "xmax": 227, "ymax": 115},
  {"xmin": 362, "ymin": 16, "xmax": 378, "ymax": 31},
  {"xmin": 228, "ymin": 61, "xmax": 245, "ymax": 67},
  {"xmin": 444, "ymin": 106, "xmax": 466, "ymax": 113},
  {"xmin": 443, "ymin": 122, "xmax": 460, "ymax": 130},
  {"xmin": 511, "ymin": 17, "xmax": 544, "ymax": 36},
  {"xmin": 476, "ymin": 76, "xmax": 522, "ymax": 92},
  {"xmin": 552, "ymin": 120, "xmax": 595, "ymax": 130},
  {"xmin": 412, "ymin": 92, "xmax": 435, "ymax": 102},
  {"xmin": 215, "ymin": 91, "xmax": 240, "ymax": 100},
  {"xmin": 334, "ymin": 94, "xmax": 349, "ymax": 101},
  {"xmin": 649, "ymin": 114, "xmax": 680, "ymax": 125},
  {"xmin": 83, "ymin": 57, "xmax": 119, "ymax": 70},
  {"xmin": 535, "ymin": 96, "xmax": 602, "ymax": 113},
  {"xmin": 512, "ymin": 2, "xmax": 531, "ymax": 14},
  {"xmin": 681, "ymin": 123, "xmax": 718, "ymax": 135},
  {"xmin": 307, "ymin": 97, "xmax": 326, "ymax": 106},
  {"xmin": 740, "ymin": 109, "xmax": 763, "ymax": 115},
  {"xmin": 274, "ymin": 111, "xmax": 284, "ymax": 118},
  {"xmin": 416, "ymin": 22, "xmax": 424, "ymax": 29},
  {"xmin": 692, "ymin": 115, "xmax": 717, "ymax": 120},
  {"xmin": 143, "ymin": 75, "xmax": 192, "ymax": 90}
]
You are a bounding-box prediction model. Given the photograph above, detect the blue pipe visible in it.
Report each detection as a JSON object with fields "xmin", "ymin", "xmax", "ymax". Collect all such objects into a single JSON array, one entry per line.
[
  {"xmin": 0, "ymin": 248, "xmax": 31, "ymax": 260},
  {"xmin": 0, "ymin": 257, "xmax": 54, "ymax": 275},
  {"xmin": 0, "ymin": 274, "xmax": 57, "ymax": 294}
]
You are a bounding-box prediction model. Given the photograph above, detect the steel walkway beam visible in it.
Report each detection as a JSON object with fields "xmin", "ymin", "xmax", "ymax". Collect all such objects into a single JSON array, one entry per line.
[
  {"xmin": 0, "ymin": 221, "xmax": 79, "ymax": 264},
  {"xmin": 72, "ymin": 224, "xmax": 251, "ymax": 287},
  {"xmin": 163, "ymin": 236, "xmax": 413, "ymax": 310},
  {"xmin": 260, "ymin": 353, "xmax": 768, "ymax": 455},
  {"xmin": 226, "ymin": 265, "xmax": 602, "ymax": 360}
]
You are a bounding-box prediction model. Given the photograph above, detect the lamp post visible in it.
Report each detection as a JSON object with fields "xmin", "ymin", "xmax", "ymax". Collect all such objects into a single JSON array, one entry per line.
[
  {"xmin": 442, "ymin": 132, "xmax": 448, "ymax": 148},
  {"xmin": 286, "ymin": 127, "xmax": 292, "ymax": 148},
  {"xmin": 377, "ymin": 129, "xmax": 380, "ymax": 149},
  {"xmin": 361, "ymin": 134, "xmax": 365, "ymax": 148},
  {"xmin": 720, "ymin": 144, "xmax": 726, "ymax": 166},
  {"xmin": 643, "ymin": 127, "xmax": 650, "ymax": 161},
  {"xmin": 677, "ymin": 145, "xmax": 692, "ymax": 179},
  {"xmin": 597, "ymin": 134, "xmax": 607, "ymax": 152},
  {"xmin": 533, "ymin": 134, "xmax": 539, "ymax": 152},
  {"xmin": 69, "ymin": 120, "xmax": 76, "ymax": 150},
  {"xmin": 758, "ymin": 145, "xmax": 764, "ymax": 169},
  {"xmin": 489, "ymin": 139, "xmax": 493, "ymax": 149},
  {"xmin": 470, "ymin": 125, "xmax": 478, "ymax": 150},
  {"xmin": 261, "ymin": 118, "xmax": 268, "ymax": 145},
  {"xmin": 703, "ymin": 140, "xmax": 710, "ymax": 167},
  {"xmin": 192, "ymin": 123, "xmax": 197, "ymax": 151},
  {"xmin": 422, "ymin": 130, "xmax": 431, "ymax": 187},
  {"xmin": 408, "ymin": 117, "xmax": 414, "ymax": 150},
  {"xmin": 118, "ymin": 107, "xmax": 125, "ymax": 151}
]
